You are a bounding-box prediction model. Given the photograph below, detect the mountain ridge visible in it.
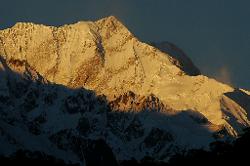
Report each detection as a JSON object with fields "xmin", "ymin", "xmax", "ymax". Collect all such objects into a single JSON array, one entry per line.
[{"xmin": 1, "ymin": 15, "xmax": 249, "ymax": 133}]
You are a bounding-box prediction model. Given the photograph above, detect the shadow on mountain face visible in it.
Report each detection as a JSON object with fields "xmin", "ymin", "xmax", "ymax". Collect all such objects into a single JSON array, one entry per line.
[
  {"xmin": 224, "ymin": 89, "xmax": 250, "ymax": 119},
  {"xmin": 150, "ymin": 41, "xmax": 201, "ymax": 76},
  {"xmin": 0, "ymin": 56, "xmax": 244, "ymax": 166},
  {"xmin": 0, "ymin": 56, "xmax": 117, "ymax": 166}
]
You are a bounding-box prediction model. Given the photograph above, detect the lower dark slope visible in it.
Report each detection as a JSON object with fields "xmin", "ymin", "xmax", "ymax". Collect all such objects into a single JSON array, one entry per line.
[
  {"xmin": 120, "ymin": 128, "xmax": 250, "ymax": 166},
  {"xmin": 0, "ymin": 150, "xmax": 76, "ymax": 166},
  {"xmin": 1, "ymin": 128, "xmax": 250, "ymax": 166},
  {"xmin": 0, "ymin": 139, "xmax": 117, "ymax": 166}
]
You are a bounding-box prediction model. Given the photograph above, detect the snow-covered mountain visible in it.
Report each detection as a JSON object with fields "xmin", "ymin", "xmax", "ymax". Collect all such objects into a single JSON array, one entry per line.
[{"xmin": 0, "ymin": 16, "xmax": 250, "ymax": 165}]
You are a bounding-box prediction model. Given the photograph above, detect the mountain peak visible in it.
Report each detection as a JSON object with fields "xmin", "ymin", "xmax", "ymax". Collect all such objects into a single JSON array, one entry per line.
[
  {"xmin": 95, "ymin": 15, "xmax": 131, "ymax": 39},
  {"xmin": 97, "ymin": 15, "xmax": 122, "ymax": 25},
  {"xmin": 103, "ymin": 15, "xmax": 120, "ymax": 22}
]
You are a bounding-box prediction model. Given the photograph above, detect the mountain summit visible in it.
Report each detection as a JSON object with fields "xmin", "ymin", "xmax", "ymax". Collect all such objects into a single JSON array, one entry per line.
[{"xmin": 0, "ymin": 16, "xmax": 250, "ymax": 164}]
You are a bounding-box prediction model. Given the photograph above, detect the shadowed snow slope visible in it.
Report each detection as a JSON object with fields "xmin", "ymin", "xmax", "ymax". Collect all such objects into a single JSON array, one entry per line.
[
  {"xmin": 150, "ymin": 41, "xmax": 201, "ymax": 76},
  {"xmin": 0, "ymin": 16, "xmax": 250, "ymax": 164}
]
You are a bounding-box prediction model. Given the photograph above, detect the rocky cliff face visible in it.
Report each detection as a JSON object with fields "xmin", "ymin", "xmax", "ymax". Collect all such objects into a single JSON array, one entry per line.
[{"xmin": 0, "ymin": 16, "xmax": 250, "ymax": 165}]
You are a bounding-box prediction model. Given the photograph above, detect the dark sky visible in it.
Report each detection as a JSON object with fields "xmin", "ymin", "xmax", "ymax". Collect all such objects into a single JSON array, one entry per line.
[{"xmin": 1, "ymin": 0, "xmax": 250, "ymax": 89}]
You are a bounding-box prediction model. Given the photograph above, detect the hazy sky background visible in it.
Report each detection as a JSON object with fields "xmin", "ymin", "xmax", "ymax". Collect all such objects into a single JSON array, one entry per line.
[{"xmin": 1, "ymin": 0, "xmax": 250, "ymax": 89}]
